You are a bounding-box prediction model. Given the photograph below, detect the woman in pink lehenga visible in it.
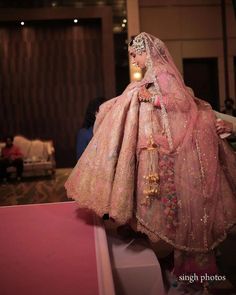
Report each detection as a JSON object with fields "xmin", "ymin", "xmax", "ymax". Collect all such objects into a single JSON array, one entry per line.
[{"xmin": 65, "ymin": 32, "xmax": 236, "ymax": 290}]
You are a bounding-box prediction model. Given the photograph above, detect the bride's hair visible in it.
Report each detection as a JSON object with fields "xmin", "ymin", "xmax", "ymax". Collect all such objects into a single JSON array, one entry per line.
[{"xmin": 129, "ymin": 35, "xmax": 136, "ymax": 47}]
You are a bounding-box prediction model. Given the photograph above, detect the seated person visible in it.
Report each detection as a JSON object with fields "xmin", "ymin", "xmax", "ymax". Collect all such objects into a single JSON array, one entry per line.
[{"xmin": 0, "ymin": 135, "xmax": 23, "ymax": 181}]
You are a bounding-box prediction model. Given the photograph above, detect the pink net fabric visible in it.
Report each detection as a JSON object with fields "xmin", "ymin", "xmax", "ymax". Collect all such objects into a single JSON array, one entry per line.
[{"xmin": 65, "ymin": 32, "xmax": 236, "ymax": 276}]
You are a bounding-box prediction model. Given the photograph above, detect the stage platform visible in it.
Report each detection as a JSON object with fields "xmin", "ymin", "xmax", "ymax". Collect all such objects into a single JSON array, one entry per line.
[{"xmin": 0, "ymin": 201, "xmax": 168, "ymax": 295}]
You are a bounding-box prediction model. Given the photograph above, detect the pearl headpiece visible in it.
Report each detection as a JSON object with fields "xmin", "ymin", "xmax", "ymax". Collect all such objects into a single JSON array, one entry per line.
[{"xmin": 131, "ymin": 34, "xmax": 146, "ymax": 55}]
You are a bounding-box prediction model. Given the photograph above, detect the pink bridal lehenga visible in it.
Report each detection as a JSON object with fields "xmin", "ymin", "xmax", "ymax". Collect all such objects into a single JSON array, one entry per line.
[{"xmin": 65, "ymin": 33, "xmax": 236, "ymax": 281}]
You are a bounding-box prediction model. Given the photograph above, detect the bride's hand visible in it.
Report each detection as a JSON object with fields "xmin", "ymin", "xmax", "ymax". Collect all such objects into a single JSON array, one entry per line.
[
  {"xmin": 138, "ymin": 86, "xmax": 152, "ymax": 102},
  {"xmin": 215, "ymin": 119, "xmax": 233, "ymax": 135}
]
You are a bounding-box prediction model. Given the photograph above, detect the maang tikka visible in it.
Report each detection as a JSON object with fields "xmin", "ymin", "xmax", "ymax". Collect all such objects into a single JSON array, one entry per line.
[{"xmin": 131, "ymin": 35, "xmax": 146, "ymax": 55}]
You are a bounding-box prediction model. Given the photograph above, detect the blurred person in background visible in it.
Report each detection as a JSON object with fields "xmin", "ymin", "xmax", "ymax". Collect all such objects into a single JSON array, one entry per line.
[
  {"xmin": 222, "ymin": 97, "xmax": 236, "ymax": 117},
  {"xmin": 0, "ymin": 135, "xmax": 23, "ymax": 182},
  {"xmin": 76, "ymin": 97, "xmax": 105, "ymax": 160}
]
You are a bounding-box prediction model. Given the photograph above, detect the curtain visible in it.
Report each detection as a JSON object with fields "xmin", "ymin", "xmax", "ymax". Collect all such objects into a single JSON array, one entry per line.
[{"xmin": 0, "ymin": 20, "xmax": 104, "ymax": 167}]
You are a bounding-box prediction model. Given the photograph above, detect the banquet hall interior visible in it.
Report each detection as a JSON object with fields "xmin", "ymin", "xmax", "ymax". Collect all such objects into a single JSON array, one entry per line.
[{"xmin": 0, "ymin": 1, "xmax": 236, "ymax": 295}]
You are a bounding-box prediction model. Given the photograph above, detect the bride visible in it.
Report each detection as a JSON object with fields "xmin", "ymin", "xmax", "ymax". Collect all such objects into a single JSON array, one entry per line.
[{"xmin": 65, "ymin": 32, "xmax": 236, "ymax": 284}]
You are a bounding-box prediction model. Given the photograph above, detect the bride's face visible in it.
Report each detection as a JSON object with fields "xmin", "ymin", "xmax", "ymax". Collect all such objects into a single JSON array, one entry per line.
[{"xmin": 129, "ymin": 47, "xmax": 147, "ymax": 69}]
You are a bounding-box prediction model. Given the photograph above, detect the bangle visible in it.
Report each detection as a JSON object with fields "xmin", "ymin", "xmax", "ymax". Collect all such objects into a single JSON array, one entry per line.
[{"xmin": 150, "ymin": 96, "xmax": 156, "ymax": 103}]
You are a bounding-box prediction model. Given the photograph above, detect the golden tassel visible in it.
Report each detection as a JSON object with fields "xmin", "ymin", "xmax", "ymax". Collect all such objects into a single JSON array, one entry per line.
[{"xmin": 142, "ymin": 135, "xmax": 160, "ymax": 206}]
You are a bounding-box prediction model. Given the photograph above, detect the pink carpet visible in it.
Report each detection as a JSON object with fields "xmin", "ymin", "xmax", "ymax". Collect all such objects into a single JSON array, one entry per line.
[{"xmin": 0, "ymin": 202, "xmax": 99, "ymax": 295}]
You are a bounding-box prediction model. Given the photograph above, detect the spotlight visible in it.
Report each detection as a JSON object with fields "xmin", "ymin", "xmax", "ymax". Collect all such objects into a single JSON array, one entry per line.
[
  {"xmin": 74, "ymin": 19, "xmax": 78, "ymax": 23},
  {"xmin": 123, "ymin": 19, "xmax": 127, "ymax": 23},
  {"xmin": 20, "ymin": 21, "xmax": 25, "ymax": 26},
  {"xmin": 122, "ymin": 23, "xmax": 126, "ymax": 28}
]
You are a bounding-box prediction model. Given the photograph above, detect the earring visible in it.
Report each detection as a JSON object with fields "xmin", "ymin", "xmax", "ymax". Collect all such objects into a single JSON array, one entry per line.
[{"xmin": 145, "ymin": 56, "xmax": 152, "ymax": 69}]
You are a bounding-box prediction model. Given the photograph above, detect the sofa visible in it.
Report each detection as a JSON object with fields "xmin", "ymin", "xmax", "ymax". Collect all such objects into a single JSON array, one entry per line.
[{"xmin": 0, "ymin": 135, "xmax": 56, "ymax": 178}]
